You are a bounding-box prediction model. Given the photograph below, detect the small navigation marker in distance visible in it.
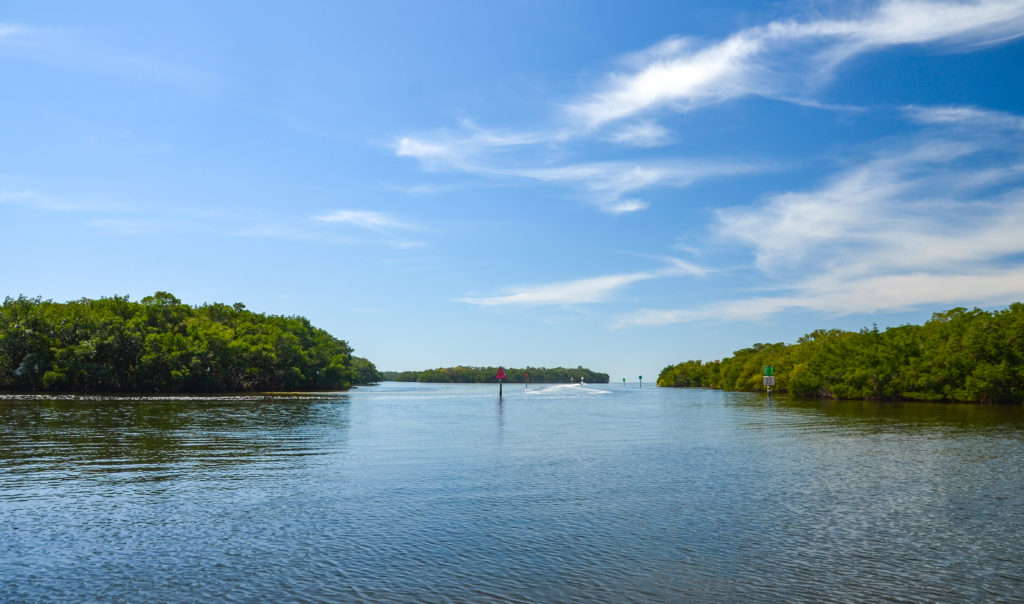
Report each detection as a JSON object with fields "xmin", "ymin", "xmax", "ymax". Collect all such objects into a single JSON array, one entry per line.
[{"xmin": 496, "ymin": 367, "xmax": 506, "ymax": 398}]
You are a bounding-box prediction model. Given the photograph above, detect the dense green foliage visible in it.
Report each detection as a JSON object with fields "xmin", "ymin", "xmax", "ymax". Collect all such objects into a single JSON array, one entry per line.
[
  {"xmin": 658, "ymin": 304, "xmax": 1024, "ymax": 404},
  {"xmin": 0, "ymin": 292, "xmax": 381, "ymax": 393},
  {"xmin": 382, "ymin": 366, "xmax": 609, "ymax": 383}
]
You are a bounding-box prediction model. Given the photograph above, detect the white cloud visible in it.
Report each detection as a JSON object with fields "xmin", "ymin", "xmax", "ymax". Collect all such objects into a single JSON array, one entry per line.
[
  {"xmin": 606, "ymin": 199, "xmax": 650, "ymax": 214},
  {"xmin": 607, "ymin": 121, "xmax": 673, "ymax": 146},
  {"xmin": 382, "ymin": 239, "xmax": 426, "ymax": 250},
  {"xmin": 399, "ymin": 155, "xmax": 764, "ymax": 214},
  {"xmin": 567, "ymin": 1, "xmax": 1024, "ymax": 128},
  {"xmin": 395, "ymin": 118, "xmax": 767, "ymax": 212},
  {"xmin": 800, "ymin": 267, "xmax": 1024, "ymax": 313},
  {"xmin": 394, "ymin": 121, "xmax": 565, "ymax": 170},
  {"xmin": 395, "ymin": 137, "xmax": 460, "ymax": 164},
  {"xmin": 523, "ymin": 159, "xmax": 766, "ymax": 213},
  {"xmin": 618, "ymin": 106, "xmax": 1024, "ymax": 325},
  {"xmin": 456, "ymin": 118, "xmax": 566, "ymax": 147},
  {"xmin": 459, "ymin": 258, "xmax": 705, "ymax": 307},
  {"xmin": 840, "ymin": 0, "xmax": 1024, "ymax": 48},
  {"xmin": 569, "ymin": 32, "xmax": 765, "ymax": 127},
  {"xmin": 459, "ymin": 272, "xmax": 658, "ymax": 307},
  {"xmin": 316, "ymin": 209, "xmax": 415, "ymax": 233},
  {"xmin": 904, "ymin": 104, "xmax": 1024, "ymax": 129},
  {"xmin": 713, "ymin": 137, "xmax": 996, "ymax": 272},
  {"xmin": 314, "ymin": 209, "xmax": 424, "ymax": 249},
  {"xmin": 617, "ymin": 296, "xmax": 796, "ymax": 326},
  {"xmin": 395, "ymin": 2, "xmax": 1024, "ymax": 216},
  {"xmin": 618, "ymin": 265, "xmax": 1024, "ymax": 327}
]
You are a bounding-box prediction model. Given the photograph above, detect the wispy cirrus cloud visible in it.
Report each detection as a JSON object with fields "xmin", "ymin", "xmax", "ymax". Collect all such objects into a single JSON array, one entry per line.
[
  {"xmin": 395, "ymin": 119, "xmax": 566, "ymax": 170},
  {"xmin": 459, "ymin": 273, "xmax": 660, "ymax": 307},
  {"xmin": 395, "ymin": 136, "xmax": 767, "ymax": 214},
  {"xmin": 459, "ymin": 257, "xmax": 705, "ymax": 307},
  {"xmin": 616, "ymin": 105, "xmax": 1024, "ymax": 326},
  {"xmin": 618, "ymin": 266, "xmax": 1024, "ymax": 327},
  {"xmin": 904, "ymin": 104, "xmax": 1024, "ymax": 130},
  {"xmin": 568, "ymin": 0, "xmax": 1024, "ymax": 128},
  {"xmin": 396, "ymin": 2, "xmax": 1024, "ymax": 215},
  {"xmin": 714, "ymin": 139, "xmax": 988, "ymax": 272},
  {"xmin": 314, "ymin": 209, "xmax": 425, "ymax": 249},
  {"xmin": 714, "ymin": 125, "xmax": 1024, "ymax": 274},
  {"xmin": 315, "ymin": 209, "xmax": 416, "ymax": 233},
  {"xmin": 517, "ymin": 159, "xmax": 765, "ymax": 214},
  {"xmin": 568, "ymin": 33, "xmax": 765, "ymax": 127},
  {"xmin": 606, "ymin": 121, "xmax": 673, "ymax": 147}
]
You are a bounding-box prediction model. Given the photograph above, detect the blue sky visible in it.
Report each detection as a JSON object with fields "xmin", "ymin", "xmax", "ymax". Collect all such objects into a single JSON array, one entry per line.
[{"xmin": 3, "ymin": 1, "xmax": 1024, "ymax": 382}]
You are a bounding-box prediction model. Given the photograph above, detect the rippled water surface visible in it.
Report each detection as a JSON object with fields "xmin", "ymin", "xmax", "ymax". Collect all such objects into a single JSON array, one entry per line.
[{"xmin": 2, "ymin": 383, "xmax": 1024, "ymax": 602}]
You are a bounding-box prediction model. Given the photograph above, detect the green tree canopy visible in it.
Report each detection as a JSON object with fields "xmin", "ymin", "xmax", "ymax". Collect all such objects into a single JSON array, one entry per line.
[
  {"xmin": 658, "ymin": 303, "xmax": 1024, "ymax": 404},
  {"xmin": 382, "ymin": 366, "xmax": 609, "ymax": 383},
  {"xmin": 0, "ymin": 292, "xmax": 381, "ymax": 393}
]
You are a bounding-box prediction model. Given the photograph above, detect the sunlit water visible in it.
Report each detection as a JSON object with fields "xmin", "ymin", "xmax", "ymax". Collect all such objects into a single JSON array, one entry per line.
[{"xmin": 2, "ymin": 382, "xmax": 1023, "ymax": 602}]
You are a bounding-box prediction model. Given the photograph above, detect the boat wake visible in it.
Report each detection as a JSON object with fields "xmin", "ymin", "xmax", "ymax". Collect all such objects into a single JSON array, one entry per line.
[{"xmin": 525, "ymin": 383, "xmax": 612, "ymax": 396}]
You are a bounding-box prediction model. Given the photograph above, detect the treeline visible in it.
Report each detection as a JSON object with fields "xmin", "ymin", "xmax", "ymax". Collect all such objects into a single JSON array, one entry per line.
[
  {"xmin": 658, "ymin": 304, "xmax": 1024, "ymax": 404},
  {"xmin": 0, "ymin": 292, "xmax": 381, "ymax": 393},
  {"xmin": 382, "ymin": 366, "xmax": 609, "ymax": 383}
]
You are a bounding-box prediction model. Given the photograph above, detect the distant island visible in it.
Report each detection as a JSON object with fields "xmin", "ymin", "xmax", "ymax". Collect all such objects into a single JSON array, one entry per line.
[
  {"xmin": 382, "ymin": 366, "xmax": 609, "ymax": 383},
  {"xmin": 0, "ymin": 292, "xmax": 381, "ymax": 393},
  {"xmin": 658, "ymin": 303, "xmax": 1024, "ymax": 404}
]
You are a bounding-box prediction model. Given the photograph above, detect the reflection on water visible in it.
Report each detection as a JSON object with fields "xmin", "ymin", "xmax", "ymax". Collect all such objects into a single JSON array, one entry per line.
[
  {"xmin": 2, "ymin": 384, "xmax": 1023, "ymax": 602},
  {"xmin": 0, "ymin": 394, "xmax": 351, "ymax": 490},
  {"xmin": 780, "ymin": 395, "xmax": 1024, "ymax": 430}
]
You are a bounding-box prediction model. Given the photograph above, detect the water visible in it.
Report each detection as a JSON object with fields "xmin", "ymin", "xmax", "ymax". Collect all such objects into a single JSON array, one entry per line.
[{"xmin": 2, "ymin": 383, "xmax": 1023, "ymax": 602}]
